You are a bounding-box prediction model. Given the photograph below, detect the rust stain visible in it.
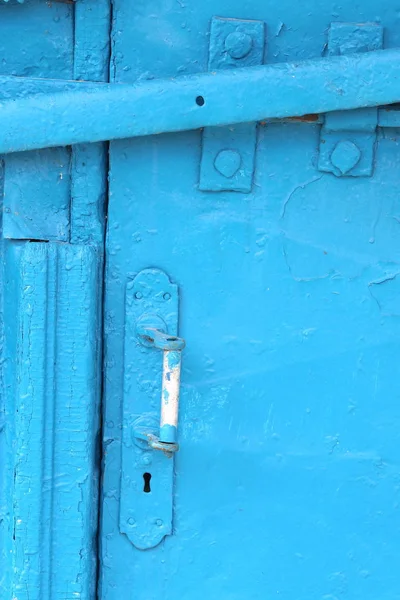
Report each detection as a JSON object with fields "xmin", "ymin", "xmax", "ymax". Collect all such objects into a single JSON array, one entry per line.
[
  {"xmin": 383, "ymin": 103, "xmax": 400, "ymax": 111},
  {"xmin": 259, "ymin": 114, "xmax": 320, "ymax": 126},
  {"xmin": 288, "ymin": 113, "xmax": 319, "ymax": 122}
]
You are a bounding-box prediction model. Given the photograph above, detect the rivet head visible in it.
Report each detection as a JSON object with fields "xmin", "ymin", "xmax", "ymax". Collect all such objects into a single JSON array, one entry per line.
[
  {"xmin": 214, "ymin": 149, "xmax": 241, "ymax": 178},
  {"xmin": 163, "ymin": 292, "xmax": 171, "ymax": 301},
  {"xmin": 330, "ymin": 140, "xmax": 361, "ymax": 175},
  {"xmin": 225, "ymin": 31, "xmax": 253, "ymax": 59},
  {"xmin": 127, "ymin": 517, "xmax": 135, "ymax": 526},
  {"xmin": 141, "ymin": 453, "xmax": 152, "ymax": 466},
  {"xmin": 134, "ymin": 291, "xmax": 143, "ymax": 300},
  {"xmin": 156, "ymin": 519, "xmax": 163, "ymax": 527}
]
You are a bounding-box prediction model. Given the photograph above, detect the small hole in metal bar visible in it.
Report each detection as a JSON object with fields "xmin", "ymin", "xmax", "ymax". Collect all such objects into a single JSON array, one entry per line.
[{"xmin": 196, "ymin": 95, "xmax": 205, "ymax": 106}]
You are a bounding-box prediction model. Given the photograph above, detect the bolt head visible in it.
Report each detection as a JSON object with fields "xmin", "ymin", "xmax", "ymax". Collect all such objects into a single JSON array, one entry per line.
[
  {"xmin": 141, "ymin": 453, "xmax": 152, "ymax": 466},
  {"xmin": 330, "ymin": 140, "xmax": 361, "ymax": 175},
  {"xmin": 214, "ymin": 149, "xmax": 241, "ymax": 178},
  {"xmin": 225, "ymin": 31, "xmax": 253, "ymax": 59}
]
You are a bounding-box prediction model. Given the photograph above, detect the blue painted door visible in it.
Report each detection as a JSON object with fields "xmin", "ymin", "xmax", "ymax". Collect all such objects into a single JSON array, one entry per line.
[
  {"xmin": 100, "ymin": 4, "xmax": 400, "ymax": 600},
  {"xmin": 3, "ymin": 2, "xmax": 400, "ymax": 599}
]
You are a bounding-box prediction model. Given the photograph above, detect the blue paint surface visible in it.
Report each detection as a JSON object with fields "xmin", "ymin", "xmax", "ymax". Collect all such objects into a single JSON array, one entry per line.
[
  {"xmin": 318, "ymin": 23, "xmax": 383, "ymax": 178},
  {"xmin": 1, "ymin": 2, "xmax": 400, "ymax": 599},
  {"xmin": 101, "ymin": 5, "xmax": 400, "ymax": 600},
  {"xmin": 3, "ymin": 147, "xmax": 71, "ymax": 240},
  {"xmin": 4, "ymin": 49, "xmax": 400, "ymax": 154},
  {"xmin": 0, "ymin": 1, "xmax": 110, "ymax": 598},
  {"xmin": 159, "ymin": 424, "xmax": 178, "ymax": 445},
  {"xmin": 118, "ymin": 268, "xmax": 179, "ymax": 551},
  {"xmin": 199, "ymin": 17, "xmax": 264, "ymax": 192}
]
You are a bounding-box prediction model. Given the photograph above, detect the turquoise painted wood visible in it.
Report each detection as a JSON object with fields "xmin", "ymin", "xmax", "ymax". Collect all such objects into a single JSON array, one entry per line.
[
  {"xmin": 2, "ymin": 1, "xmax": 400, "ymax": 599},
  {"xmin": 0, "ymin": 1, "xmax": 110, "ymax": 598}
]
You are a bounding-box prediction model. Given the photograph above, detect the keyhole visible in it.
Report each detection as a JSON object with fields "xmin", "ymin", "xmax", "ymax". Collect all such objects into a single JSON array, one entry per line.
[{"xmin": 143, "ymin": 472, "xmax": 152, "ymax": 493}]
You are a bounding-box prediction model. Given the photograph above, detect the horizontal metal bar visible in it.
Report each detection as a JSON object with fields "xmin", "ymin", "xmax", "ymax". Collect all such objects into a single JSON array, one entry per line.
[{"xmin": 1, "ymin": 48, "xmax": 400, "ymax": 153}]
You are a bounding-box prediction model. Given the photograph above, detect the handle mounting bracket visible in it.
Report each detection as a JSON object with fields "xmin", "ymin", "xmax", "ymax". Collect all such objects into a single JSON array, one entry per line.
[{"xmin": 120, "ymin": 268, "xmax": 183, "ymax": 550}]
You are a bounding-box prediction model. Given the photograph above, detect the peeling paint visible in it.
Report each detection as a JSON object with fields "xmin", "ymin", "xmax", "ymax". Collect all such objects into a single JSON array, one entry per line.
[{"xmin": 369, "ymin": 272, "xmax": 400, "ymax": 315}]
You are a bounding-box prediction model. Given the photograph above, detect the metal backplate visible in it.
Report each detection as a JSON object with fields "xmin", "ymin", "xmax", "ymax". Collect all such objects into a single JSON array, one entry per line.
[
  {"xmin": 120, "ymin": 268, "xmax": 179, "ymax": 550},
  {"xmin": 318, "ymin": 22, "xmax": 383, "ymax": 177},
  {"xmin": 199, "ymin": 16, "xmax": 265, "ymax": 192}
]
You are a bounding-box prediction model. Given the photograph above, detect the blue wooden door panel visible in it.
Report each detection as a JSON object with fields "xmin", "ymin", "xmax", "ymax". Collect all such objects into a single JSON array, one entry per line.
[
  {"xmin": 0, "ymin": 1, "xmax": 110, "ymax": 598},
  {"xmin": 101, "ymin": 3, "xmax": 400, "ymax": 600},
  {"xmin": 0, "ymin": 0, "xmax": 74, "ymax": 79},
  {"xmin": 2, "ymin": 242, "xmax": 102, "ymax": 599}
]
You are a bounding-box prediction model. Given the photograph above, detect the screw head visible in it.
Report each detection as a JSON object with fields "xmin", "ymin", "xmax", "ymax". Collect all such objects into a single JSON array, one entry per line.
[
  {"xmin": 156, "ymin": 519, "xmax": 163, "ymax": 527},
  {"xmin": 134, "ymin": 291, "xmax": 143, "ymax": 300},
  {"xmin": 127, "ymin": 517, "xmax": 135, "ymax": 526},
  {"xmin": 225, "ymin": 31, "xmax": 253, "ymax": 59},
  {"xmin": 330, "ymin": 140, "xmax": 361, "ymax": 175},
  {"xmin": 163, "ymin": 292, "xmax": 171, "ymax": 301},
  {"xmin": 214, "ymin": 149, "xmax": 241, "ymax": 178},
  {"xmin": 141, "ymin": 453, "xmax": 152, "ymax": 466}
]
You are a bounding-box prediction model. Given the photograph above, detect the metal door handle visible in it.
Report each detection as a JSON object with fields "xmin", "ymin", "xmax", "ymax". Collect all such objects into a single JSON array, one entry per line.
[
  {"xmin": 121, "ymin": 269, "xmax": 182, "ymax": 549},
  {"xmin": 136, "ymin": 320, "xmax": 185, "ymax": 453}
]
